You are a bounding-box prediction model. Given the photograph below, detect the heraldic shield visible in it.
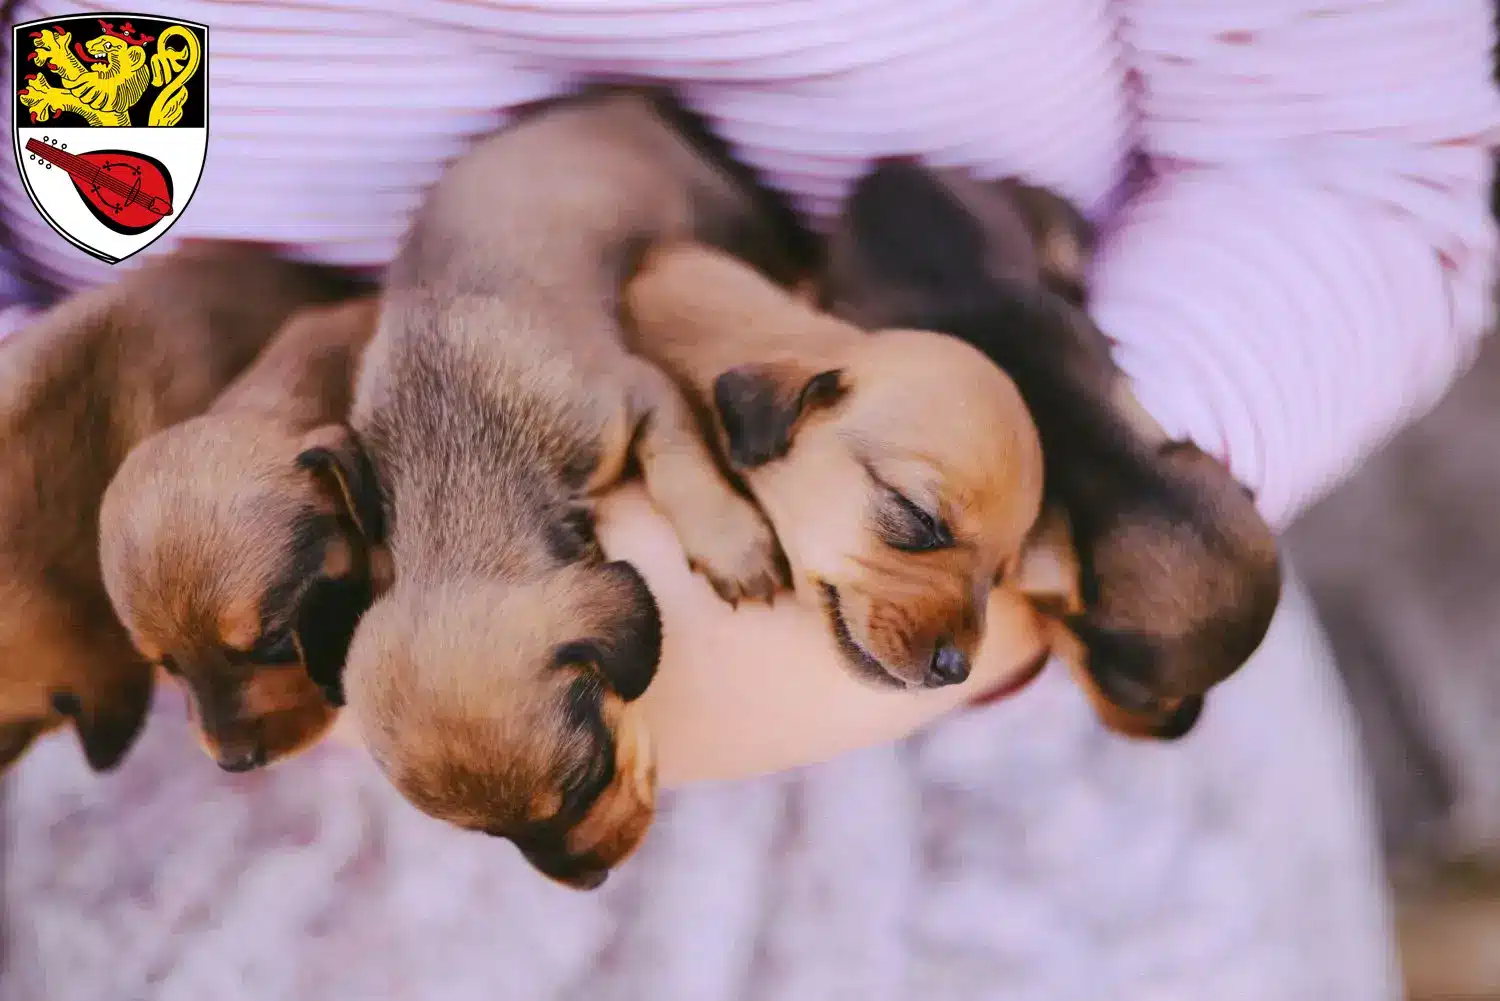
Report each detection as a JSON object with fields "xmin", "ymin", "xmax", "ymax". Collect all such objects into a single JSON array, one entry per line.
[{"xmin": 12, "ymin": 14, "xmax": 208, "ymax": 263}]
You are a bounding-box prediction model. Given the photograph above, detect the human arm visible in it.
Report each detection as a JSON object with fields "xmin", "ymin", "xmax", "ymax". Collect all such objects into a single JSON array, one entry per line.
[
  {"xmin": 328, "ymin": 483, "xmax": 1052, "ymax": 786},
  {"xmin": 595, "ymin": 485, "xmax": 1051, "ymax": 787},
  {"xmin": 0, "ymin": 245, "xmax": 43, "ymax": 339},
  {"xmin": 1091, "ymin": 0, "xmax": 1500, "ymax": 525}
]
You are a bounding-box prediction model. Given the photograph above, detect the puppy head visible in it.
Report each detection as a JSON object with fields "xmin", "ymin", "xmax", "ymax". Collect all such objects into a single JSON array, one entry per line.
[
  {"xmin": 1009, "ymin": 508, "xmax": 1204, "ymax": 741},
  {"xmin": 1059, "ymin": 440, "xmax": 1281, "ymax": 738},
  {"xmin": 346, "ymin": 560, "xmax": 660, "ymax": 890},
  {"xmin": 715, "ymin": 331, "xmax": 1043, "ymax": 689},
  {"xmin": 100, "ymin": 420, "xmax": 383, "ymax": 771},
  {"xmin": 824, "ymin": 159, "xmax": 1096, "ymax": 326},
  {"xmin": 0, "ymin": 578, "xmax": 155, "ymax": 773}
]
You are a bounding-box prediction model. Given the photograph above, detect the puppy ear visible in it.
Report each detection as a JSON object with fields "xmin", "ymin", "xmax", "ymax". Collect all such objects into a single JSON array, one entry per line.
[
  {"xmin": 293, "ymin": 575, "xmax": 374, "ymax": 707},
  {"xmin": 296, "ymin": 424, "xmax": 385, "ymax": 542},
  {"xmin": 64, "ymin": 667, "xmax": 155, "ymax": 772},
  {"xmin": 994, "ymin": 177, "xmax": 1095, "ymax": 307},
  {"xmin": 1157, "ymin": 438, "xmax": 1257, "ymax": 501},
  {"xmin": 1009, "ymin": 508, "xmax": 1083, "ymax": 617},
  {"xmin": 712, "ymin": 363, "xmax": 845, "ymax": 469},
  {"xmin": 554, "ymin": 561, "xmax": 662, "ymax": 702},
  {"xmin": 0, "ymin": 719, "xmax": 43, "ymax": 773}
]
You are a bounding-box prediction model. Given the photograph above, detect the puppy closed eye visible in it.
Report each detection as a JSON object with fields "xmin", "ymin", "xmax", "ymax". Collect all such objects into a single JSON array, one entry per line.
[
  {"xmin": 249, "ymin": 630, "xmax": 299, "ymax": 665},
  {"xmin": 879, "ymin": 489, "xmax": 954, "ymax": 552}
]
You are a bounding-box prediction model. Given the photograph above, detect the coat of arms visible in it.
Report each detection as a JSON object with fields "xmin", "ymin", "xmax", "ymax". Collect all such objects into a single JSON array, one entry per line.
[{"xmin": 12, "ymin": 14, "xmax": 208, "ymax": 263}]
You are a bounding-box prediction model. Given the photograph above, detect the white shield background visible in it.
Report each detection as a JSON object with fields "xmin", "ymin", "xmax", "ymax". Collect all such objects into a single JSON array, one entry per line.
[{"xmin": 11, "ymin": 16, "xmax": 208, "ymax": 264}]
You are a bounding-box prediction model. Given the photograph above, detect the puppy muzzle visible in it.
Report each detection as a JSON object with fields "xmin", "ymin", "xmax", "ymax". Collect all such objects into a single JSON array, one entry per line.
[{"xmin": 515, "ymin": 840, "xmax": 614, "ymax": 891}]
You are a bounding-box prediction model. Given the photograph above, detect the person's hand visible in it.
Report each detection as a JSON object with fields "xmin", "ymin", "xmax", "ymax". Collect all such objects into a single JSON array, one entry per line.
[
  {"xmin": 596, "ymin": 484, "xmax": 1051, "ymax": 787},
  {"xmin": 328, "ymin": 482, "xmax": 1052, "ymax": 787}
]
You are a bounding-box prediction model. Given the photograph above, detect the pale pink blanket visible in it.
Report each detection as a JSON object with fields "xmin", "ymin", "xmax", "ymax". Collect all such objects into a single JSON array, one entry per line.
[{"xmin": 4, "ymin": 579, "xmax": 1397, "ymax": 1000}]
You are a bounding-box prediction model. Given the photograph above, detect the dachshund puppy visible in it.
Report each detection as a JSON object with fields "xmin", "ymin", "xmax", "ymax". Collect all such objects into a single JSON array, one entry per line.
[
  {"xmin": 99, "ymin": 296, "xmax": 381, "ymax": 773},
  {"xmin": 342, "ymin": 90, "xmax": 808, "ymax": 889},
  {"xmin": 0, "ymin": 242, "xmax": 361, "ymax": 774},
  {"xmin": 824, "ymin": 160, "xmax": 1281, "ymax": 740},
  {"xmin": 623, "ymin": 241, "xmax": 1044, "ymax": 690}
]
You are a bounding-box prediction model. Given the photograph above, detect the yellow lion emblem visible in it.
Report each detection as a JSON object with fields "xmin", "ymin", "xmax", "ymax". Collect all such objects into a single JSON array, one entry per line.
[{"xmin": 18, "ymin": 19, "xmax": 200, "ymax": 128}]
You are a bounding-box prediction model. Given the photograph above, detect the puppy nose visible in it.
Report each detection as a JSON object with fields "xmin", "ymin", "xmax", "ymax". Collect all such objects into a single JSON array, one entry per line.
[
  {"xmin": 565, "ymin": 867, "xmax": 610, "ymax": 891},
  {"xmin": 217, "ymin": 746, "xmax": 266, "ymax": 773},
  {"xmin": 926, "ymin": 642, "xmax": 971, "ymax": 687}
]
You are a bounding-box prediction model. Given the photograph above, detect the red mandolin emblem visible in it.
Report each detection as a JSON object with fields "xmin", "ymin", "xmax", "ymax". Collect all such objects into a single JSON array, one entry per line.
[
  {"xmin": 11, "ymin": 13, "xmax": 207, "ymax": 263},
  {"xmin": 24, "ymin": 137, "xmax": 172, "ymax": 234}
]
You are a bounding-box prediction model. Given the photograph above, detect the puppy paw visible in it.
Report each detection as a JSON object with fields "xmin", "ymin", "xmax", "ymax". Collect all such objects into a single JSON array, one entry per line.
[{"xmin": 676, "ymin": 495, "xmax": 788, "ymax": 606}]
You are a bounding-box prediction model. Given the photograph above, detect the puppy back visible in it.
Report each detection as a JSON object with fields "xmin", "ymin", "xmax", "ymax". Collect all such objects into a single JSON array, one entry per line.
[
  {"xmin": 1, "ymin": 244, "xmax": 366, "ymax": 582},
  {"xmin": 625, "ymin": 243, "xmax": 857, "ymax": 389},
  {"xmin": 388, "ymin": 89, "xmax": 806, "ymax": 311},
  {"xmin": 209, "ymin": 296, "xmax": 381, "ymax": 429},
  {"xmin": 826, "ymin": 160, "xmax": 1114, "ymax": 387}
]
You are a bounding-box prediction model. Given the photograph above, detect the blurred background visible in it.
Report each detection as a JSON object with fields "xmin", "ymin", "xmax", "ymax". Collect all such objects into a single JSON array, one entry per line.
[
  {"xmin": 1287, "ymin": 266, "xmax": 1500, "ymax": 998},
  {"xmin": 1269, "ymin": 13, "xmax": 1500, "ymax": 998}
]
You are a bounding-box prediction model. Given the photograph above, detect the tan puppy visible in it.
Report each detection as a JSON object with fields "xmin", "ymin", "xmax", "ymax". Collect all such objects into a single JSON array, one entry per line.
[
  {"xmin": 624, "ymin": 242, "xmax": 1044, "ymax": 690},
  {"xmin": 342, "ymin": 90, "xmax": 810, "ymax": 889},
  {"xmin": 825, "ymin": 160, "xmax": 1281, "ymax": 740},
  {"xmin": 0, "ymin": 242, "xmax": 362, "ymax": 774},
  {"xmin": 99, "ymin": 296, "xmax": 381, "ymax": 772}
]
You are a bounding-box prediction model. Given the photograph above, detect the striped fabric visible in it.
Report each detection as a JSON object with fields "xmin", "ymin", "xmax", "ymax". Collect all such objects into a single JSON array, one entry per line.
[{"xmin": 2, "ymin": 0, "xmax": 1496, "ymax": 524}]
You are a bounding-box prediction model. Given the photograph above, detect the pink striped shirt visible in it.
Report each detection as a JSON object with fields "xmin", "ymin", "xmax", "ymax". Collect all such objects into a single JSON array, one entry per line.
[{"xmin": 2, "ymin": 0, "xmax": 1495, "ymax": 525}]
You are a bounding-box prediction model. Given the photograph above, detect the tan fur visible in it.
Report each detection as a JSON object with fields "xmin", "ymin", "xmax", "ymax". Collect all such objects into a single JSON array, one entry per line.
[
  {"xmin": 342, "ymin": 90, "xmax": 805, "ymax": 889},
  {"xmin": 625, "ymin": 241, "xmax": 1044, "ymax": 689},
  {"xmin": 0, "ymin": 242, "xmax": 358, "ymax": 774},
  {"xmin": 822, "ymin": 162, "xmax": 1281, "ymax": 740},
  {"xmin": 98, "ymin": 296, "xmax": 379, "ymax": 772},
  {"xmin": 1010, "ymin": 507, "xmax": 1083, "ymax": 619}
]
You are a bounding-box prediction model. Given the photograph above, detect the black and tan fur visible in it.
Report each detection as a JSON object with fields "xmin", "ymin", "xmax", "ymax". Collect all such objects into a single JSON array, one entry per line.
[
  {"xmin": 0, "ymin": 242, "xmax": 362, "ymax": 775},
  {"xmin": 624, "ymin": 241, "xmax": 1043, "ymax": 690},
  {"xmin": 99, "ymin": 295, "xmax": 381, "ymax": 772},
  {"xmin": 825, "ymin": 160, "xmax": 1281, "ymax": 740},
  {"xmin": 341, "ymin": 90, "xmax": 809, "ymax": 889}
]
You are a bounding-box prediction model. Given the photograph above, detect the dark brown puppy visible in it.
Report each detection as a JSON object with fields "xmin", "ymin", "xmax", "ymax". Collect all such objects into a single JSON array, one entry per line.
[
  {"xmin": 0, "ymin": 242, "xmax": 363, "ymax": 775},
  {"xmin": 825, "ymin": 160, "xmax": 1281, "ymax": 740},
  {"xmin": 343, "ymin": 90, "xmax": 808, "ymax": 890},
  {"xmin": 624, "ymin": 241, "xmax": 1043, "ymax": 690},
  {"xmin": 100, "ymin": 296, "xmax": 381, "ymax": 773}
]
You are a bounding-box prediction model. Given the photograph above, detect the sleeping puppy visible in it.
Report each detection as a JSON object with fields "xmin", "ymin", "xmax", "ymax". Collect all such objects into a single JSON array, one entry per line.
[
  {"xmin": 0, "ymin": 242, "xmax": 362, "ymax": 775},
  {"xmin": 824, "ymin": 160, "xmax": 1281, "ymax": 740},
  {"xmin": 342, "ymin": 90, "xmax": 808, "ymax": 889},
  {"xmin": 99, "ymin": 296, "xmax": 381, "ymax": 773},
  {"xmin": 623, "ymin": 241, "xmax": 1044, "ymax": 690}
]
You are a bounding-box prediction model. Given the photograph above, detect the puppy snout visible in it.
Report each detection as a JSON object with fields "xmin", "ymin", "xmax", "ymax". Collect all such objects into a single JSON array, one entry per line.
[
  {"xmin": 517, "ymin": 842, "xmax": 612, "ymax": 891},
  {"xmin": 925, "ymin": 641, "xmax": 970, "ymax": 688},
  {"xmin": 217, "ymin": 744, "xmax": 266, "ymax": 773},
  {"xmin": 1145, "ymin": 695, "xmax": 1204, "ymax": 741}
]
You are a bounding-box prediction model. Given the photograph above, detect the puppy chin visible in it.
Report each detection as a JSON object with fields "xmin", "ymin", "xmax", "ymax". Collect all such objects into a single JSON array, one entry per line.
[
  {"xmin": 193, "ymin": 703, "xmax": 336, "ymax": 772},
  {"xmin": 523, "ymin": 850, "xmax": 614, "ymax": 891},
  {"xmin": 256, "ymin": 701, "xmax": 340, "ymax": 762},
  {"xmin": 242, "ymin": 668, "xmax": 340, "ymax": 762},
  {"xmin": 508, "ymin": 701, "xmax": 657, "ymax": 891},
  {"xmin": 1055, "ymin": 642, "xmax": 1206, "ymax": 742},
  {"xmin": 817, "ymin": 581, "xmax": 973, "ymax": 691}
]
